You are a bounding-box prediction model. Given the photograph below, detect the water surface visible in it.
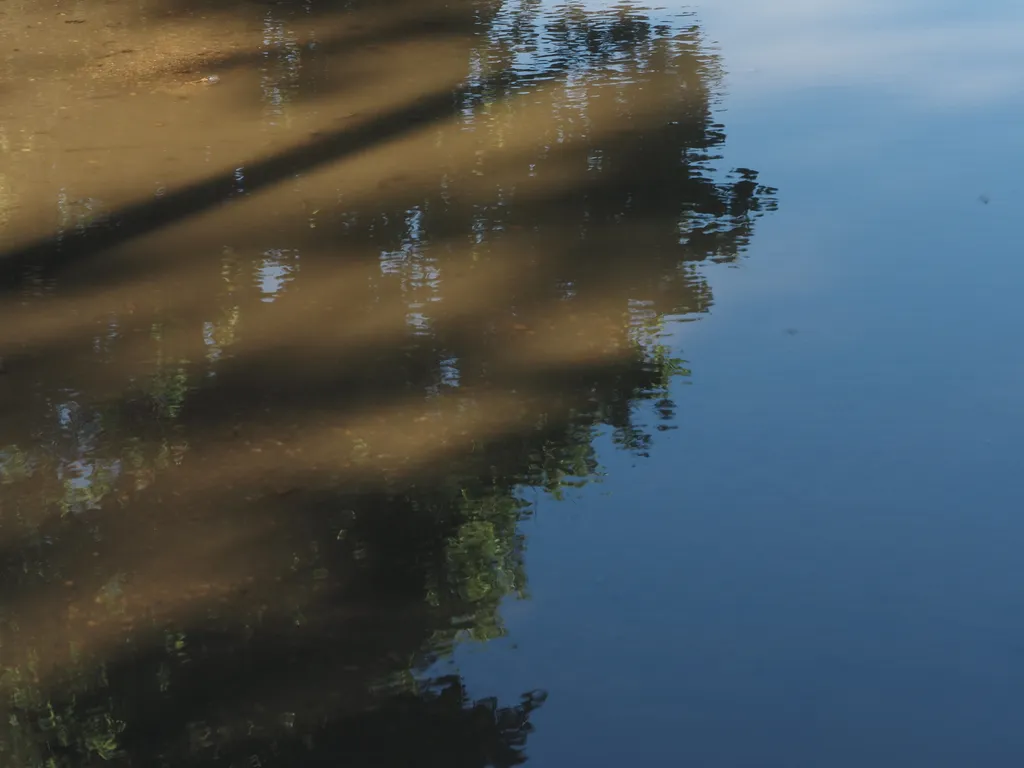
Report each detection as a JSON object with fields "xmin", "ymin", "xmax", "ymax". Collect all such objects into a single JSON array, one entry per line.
[{"xmin": 0, "ymin": 0, "xmax": 1021, "ymax": 765}]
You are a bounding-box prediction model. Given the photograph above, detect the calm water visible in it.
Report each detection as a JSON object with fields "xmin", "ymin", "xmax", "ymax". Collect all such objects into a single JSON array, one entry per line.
[{"xmin": 1, "ymin": 0, "xmax": 1022, "ymax": 765}]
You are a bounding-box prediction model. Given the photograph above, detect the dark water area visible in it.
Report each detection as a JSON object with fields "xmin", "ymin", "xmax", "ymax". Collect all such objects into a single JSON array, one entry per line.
[{"xmin": 0, "ymin": 0, "xmax": 1022, "ymax": 765}]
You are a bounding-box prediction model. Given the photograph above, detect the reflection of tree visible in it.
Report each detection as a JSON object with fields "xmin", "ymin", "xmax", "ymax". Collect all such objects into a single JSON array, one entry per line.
[
  {"xmin": 0, "ymin": 1, "xmax": 777, "ymax": 764},
  {"xmin": 1, "ymin": 648, "xmax": 544, "ymax": 767}
]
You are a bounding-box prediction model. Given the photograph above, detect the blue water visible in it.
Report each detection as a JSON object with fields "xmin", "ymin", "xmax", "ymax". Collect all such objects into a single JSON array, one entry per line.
[{"xmin": 452, "ymin": 1, "xmax": 1024, "ymax": 764}]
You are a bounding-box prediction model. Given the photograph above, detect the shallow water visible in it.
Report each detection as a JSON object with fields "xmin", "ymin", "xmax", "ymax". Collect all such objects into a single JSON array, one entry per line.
[{"xmin": 0, "ymin": 0, "xmax": 1022, "ymax": 765}]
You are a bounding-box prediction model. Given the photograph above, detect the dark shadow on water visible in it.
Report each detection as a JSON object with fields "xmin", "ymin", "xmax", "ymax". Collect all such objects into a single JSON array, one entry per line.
[{"xmin": 0, "ymin": 84, "xmax": 481, "ymax": 291}]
